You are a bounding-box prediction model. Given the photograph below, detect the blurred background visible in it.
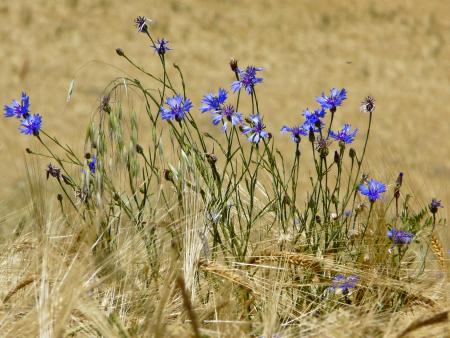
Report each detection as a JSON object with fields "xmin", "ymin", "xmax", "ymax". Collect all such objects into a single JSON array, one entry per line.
[{"xmin": 0, "ymin": 0, "xmax": 448, "ymax": 218}]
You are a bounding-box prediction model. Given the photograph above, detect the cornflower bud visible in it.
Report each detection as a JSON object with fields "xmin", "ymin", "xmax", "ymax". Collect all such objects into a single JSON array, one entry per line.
[
  {"xmin": 229, "ymin": 57, "xmax": 238, "ymax": 72},
  {"xmin": 349, "ymin": 148, "xmax": 356, "ymax": 159},
  {"xmin": 334, "ymin": 150, "xmax": 340, "ymax": 164},
  {"xmin": 135, "ymin": 144, "xmax": 144, "ymax": 154},
  {"xmin": 115, "ymin": 48, "xmax": 125, "ymax": 57}
]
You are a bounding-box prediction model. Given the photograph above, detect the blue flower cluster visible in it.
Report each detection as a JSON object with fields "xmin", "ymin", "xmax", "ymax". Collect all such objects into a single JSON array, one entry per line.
[
  {"xmin": 387, "ymin": 228, "xmax": 414, "ymax": 245},
  {"xmin": 4, "ymin": 92, "xmax": 42, "ymax": 136},
  {"xmin": 231, "ymin": 66, "xmax": 263, "ymax": 94},
  {"xmin": 160, "ymin": 95, "xmax": 193, "ymax": 122},
  {"xmin": 281, "ymin": 88, "xmax": 354, "ymax": 145},
  {"xmin": 152, "ymin": 38, "xmax": 171, "ymax": 55},
  {"xmin": 200, "ymin": 88, "xmax": 243, "ymax": 132}
]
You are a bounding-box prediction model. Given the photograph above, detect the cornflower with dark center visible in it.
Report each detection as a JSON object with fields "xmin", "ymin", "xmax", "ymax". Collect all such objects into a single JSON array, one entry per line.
[
  {"xmin": 429, "ymin": 198, "xmax": 443, "ymax": 214},
  {"xmin": 231, "ymin": 66, "xmax": 263, "ymax": 94},
  {"xmin": 329, "ymin": 124, "xmax": 358, "ymax": 144},
  {"xmin": 4, "ymin": 92, "xmax": 30, "ymax": 118},
  {"xmin": 301, "ymin": 108, "xmax": 325, "ymax": 133},
  {"xmin": 316, "ymin": 88, "xmax": 347, "ymax": 112},
  {"xmin": 151, "ymin": 38, "xmax": 171, "ymax": 55},
  {"xmin": 200, "ymin": 88, "xmax": 227, "ymax": 113},
  {"xmin": 360, "ymin": 95, "xmax": 376, "ymax": 113},
  {"xmin": 212, "ymin": 105, "xmax": 243, "ymax": 132},
  {"xmin": 20, "ymin": 114, "xmax": 42, "ymax": 136},
  {"xmin": 241, "ymin": 114, "xmax": 269, "ymax": 144},
  {"xmin": 359, "ymin": 178, "xmax": 386, "ymax": 202},
  {"xmin": 160, "ymin": 95, "xmax": 193, "ymax": 122},
  {"xmin": 329, "ymin": 274, "xmax": 358, "ymax": 294},
  {"xmin": 134, "ymin": 16, "xmax": 149, "ymax": 33},
  {"xmin": 281, "ymin": 125, "xmax": 307, "ymax": 143}
]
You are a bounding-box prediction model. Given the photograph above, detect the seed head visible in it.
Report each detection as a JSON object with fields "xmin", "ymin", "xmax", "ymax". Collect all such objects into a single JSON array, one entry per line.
[{"xmin": 360, "ymin": 95, "xmax": 375, "ymax": 113}]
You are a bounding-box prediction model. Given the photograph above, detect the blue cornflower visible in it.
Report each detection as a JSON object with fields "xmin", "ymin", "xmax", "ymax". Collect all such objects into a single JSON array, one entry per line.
[
  {"xmin": 212, "ymin": 105, "xmax": 243, "ymax": 132},
  {"xmin": 200, "ymin": 88, "xmax": 228, "ymax": 113},
  {"xmin": 241, "ymin": 114, "xmax": 270, "ymax": 144},
  {"xmin": 135, "ymin": 16, "xmax": 149, "ymax": 33},
  {"xmin": 88, "ymin": 155, "xmax": 97, "ymax": 174},
  {"xmin": 301, "ymin": 108, "xmax": 326, "ymax": 132},
  {"xmin": 231, "ymin": 66, "xmax": 263, "ymax": 94},
  {"xmin": 280, "ymin": 125, "xmax": 307, "ymax": 143},
  {"xmin": 151, "ymin": 38, "xmax": 171, "ymax": 55},
  {"xmin": 359, "ymin": 179, "xmax": 386, "ymax": 202},
  {"xmin": 316, "ymin": 88, "xmax": 347, "ymax": 112},
  {"xmin": 160, "ymin": 95, "xmax": 193, "ymax": 122},
  {"xmin": 19, "ymin": 113, "xmax": 42, "ymax": 136},
  {"xmin": 387, "ymin": 228, "xmax": 414, "ymax": 245},
  {"xmin": 4, "ymin": 92, "xmax": 30, "ymax": 118},
  {"xmin": 429, "ymin": 198, "xmax": 443, "ymax": 214},
  {"xmin": 329, "ymin": 274, "xmax": 358, "ymax": 293},
  {"xmin": 329, "ymin": 124, "xmax": 358, "ymax": 144}
]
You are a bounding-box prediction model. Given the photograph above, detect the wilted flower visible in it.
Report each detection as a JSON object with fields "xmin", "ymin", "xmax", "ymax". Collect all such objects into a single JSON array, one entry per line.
[
  {"xmin": 4, "ymin": 92, "xmax": 30, "ymax": 118},
  {"xmin": 241, "ymin": 114, "xmax": 270, "ymax": 144},
  {"xmin": 88, "ymin": 155, "xmax": 96, "ymax": 174},
  {"xmin": 360, "ymin": 95, "xmax": 375, "ymax": 113},
  {"xmin": 212, "ymin": 105, "xmax": 243, "ymax": 132},
  {"xmin": 160, "ymin": 95, "xmax": 193, "ymax": 122},
  {"xmin": 329, "ymin": 124, "xmax": 358, "ymax": 144},
  {"xmin": 231, "ymin": 66, "xmax": 263, "ymax": 94},
  {"xmin": 200, "ymin": 88, "xmax": 228, "ymax": 113},
  {"xmin": 151, "ymin": 38, "xmax": 171, "ymax": 55},
  {"xmin": 46, "ymin": 163, "xmax": 61, "ymax": 180},
  {"xmin": 20, "ymin": 114, "xmax": 42, "ymax": 136},
  {"xmin": 280, "ymin": 125, "xmax": 307, "ymax": 143},
  {"xmin": 329, "ymin": 274, "xmax": 358, "ymax": 293},
  {"xmin": 316, "ymin": 88, "xmax": 347, "ymax": 112},
  {"xmin": 314, "ymin": 137, "xmax": 332, "ymax": 157},
  {"xmin": 134, "ymin": 16, "xmax": 149, "ymax": 33},
  {"xmin": 387, "ymin": 228, "xmax": 414, "ymax": 244},
  {"xmin": 429, "ymin": 198, "xmax": 443, "ymax": 214},
  {"xmin": 359, "ymin": 178, "xmax": 386, "ymax": 202}
]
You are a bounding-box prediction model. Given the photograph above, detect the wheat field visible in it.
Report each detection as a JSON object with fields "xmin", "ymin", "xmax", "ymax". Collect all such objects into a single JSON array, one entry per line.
[{"xmin": 0, "ymin": 0, "xmax": 449, "ymax": 337}]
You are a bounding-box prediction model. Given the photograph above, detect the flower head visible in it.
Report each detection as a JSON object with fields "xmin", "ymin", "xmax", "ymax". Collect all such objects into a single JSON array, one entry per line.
[
  {"xmin": 359, "ymin": 178, "xmax": 386, "ymax": 202},
  {"xmin": 329, "ymin": 274, "xmax": 358, "ymax": 293},
  {"xmin": 301, "ymin": 108, "xmax": 326, "ymax": 133},
  {"xmin": 329, "ymin": 124, "xmax": 358, "ymax": 144},
  {"xmin": 88, "ymin": 155, "xmax": 97, "ymax": 174},
  {"xmin": 135, "ymin": 16, "xmax": 149, "ymax": 33},
  {"xmin": 241, "ymin": 114, "xmax": 270, "ymax": 144},
  {"xmin": 316, "ymin": 88, "xmax": 347, "ymax": 112},
  {"xmin": 360, "ymin": 95, "xmax": 375, "ymax": 113},
  {"xmin": 429, "ymin": 198, "xmax": 443, "ymax": 214},
  {"xmin": 46, "ymin": 163, "xmax": 61, "ymax": 180},
  {"xmin": 231, "ymin": 66, "xmax": 263, "ymax": 94},
  {"xmin": 200, "ymin": 88, "xmax": 228, "ymax": 113},
  {"xmin": 387, "ymin": 228, "xmax": 414, "ymax": 245},
  {"xmin": 281, "ymin": 125, "xmax": 307, "ymax": 143},
  {"xmin": 212, "ymin": 105, "xmax": 243, "ymax": 132},
  {"xmin": 151, "ymin": 38, "xmax": 171, "ymax": 55},
  {"xmin": 4, "ymin": 92, "xmax": 30, "ymax": 118},
  {"xmin": 160, "ymin": 95, "xmax": 193, "ymax": 122},
  {"xmin": 19, "ymin": 113, "xmax": 42, "ymax": 135}
]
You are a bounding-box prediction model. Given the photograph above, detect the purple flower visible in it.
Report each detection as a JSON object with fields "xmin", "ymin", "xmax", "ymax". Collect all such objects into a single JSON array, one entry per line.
[
  {"xmin": 329, "ymin": 274, "xmax": 358, "ymax": 293},
  {"xmin": 281, "ymin": 125, "xmax": 307, "ymax": 143},
  {"xmin": 241, "ymin": 114, "xmax": 270, "ymax": 144},
  {"xmin": 329, "ymin": 124, "xmax": 358, "ymax": 144},
  {"xmin": 160, "ymin": 95, "xmax": 193, "ymax": 122},
  {"xmin": 151, "ymin": 38, "xmax": 171, "ymax": 55},
  {"xmin": 429, "ymin": 198, "xmax": 443, "ymax": 214},
  {"xmin": 19, "ymin": 113, "xmax": 42, "ymax": 135},
  {"xmin": 200, "ymin": 88, "xmax": 228, "ymax": 113},
  {"xmin": 359, "ymin": 178, "xmax": 386, "ymax": 202},
  {"xmin": 135, "ymin": 16, "xmax": 149, "ymax": 33},
  {"xmin": 387, "ymin": 228, "xmax": 414, "ymax": 244},
  {"xmin": 316, "ymin": 88, "xmax": 347, "ymax": 112},
  {"xmin": 88, "ymin": 155, "xmax": 97, "ymax": 174},
  {"xmin": 212, "ymin": 105, "xmax": 243, "ymax": 132},
  {"xmin": 231, "ymin": 66, "xmax": 263, "ymax": 94},
  {"xmin": 4, "ymin": 92, "xmax": 30, "ymax": 118}
]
